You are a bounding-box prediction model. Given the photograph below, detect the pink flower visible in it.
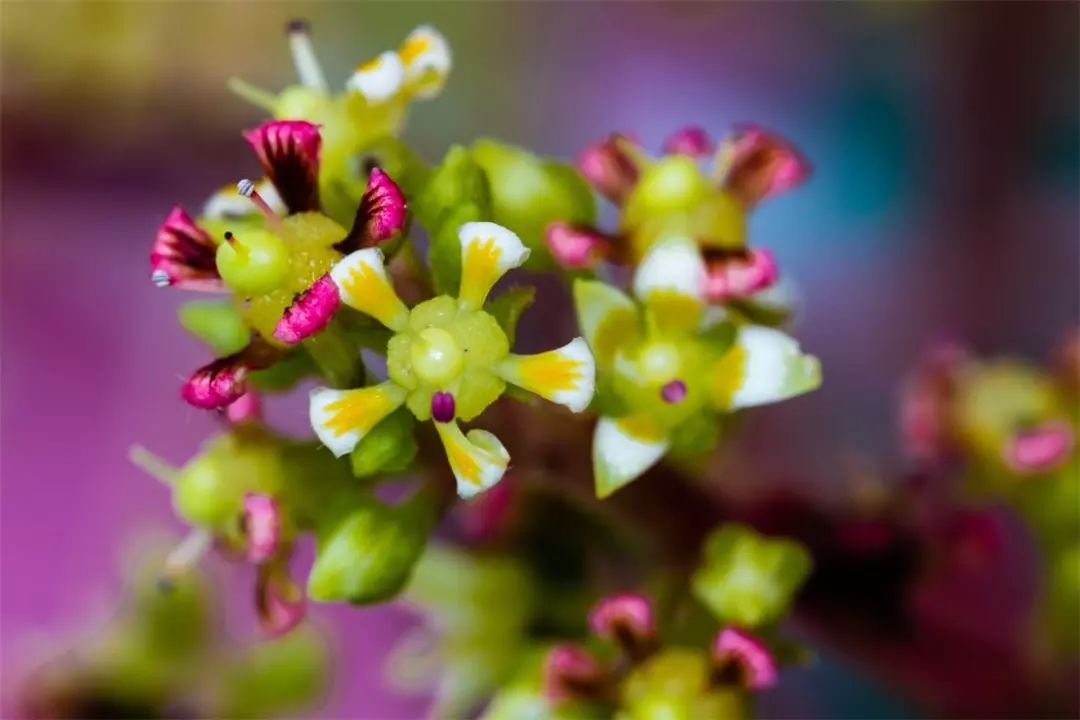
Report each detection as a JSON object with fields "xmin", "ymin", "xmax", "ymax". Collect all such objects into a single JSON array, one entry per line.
[
  {"xmin": 717, "ymin": 126, "xmax": 810, "ymax": 207},
  {"xmin": 149, "ymin": 206, "xmax": 223, "ymax": 291},
  {"xmin": 662, "ymin": 125, "xmax": 715, "ymax": 158},
  {"xmin": 577, "ymin": 133, "xmax": 640, "ymax": 205},
  {"xmin": 711, "ymin": 627, "xmax": 778, "ymax": 691},
  {"xmin": 542, "ymin": 644, "xmax": 606, "ymax": 704},
  {"xmin": 588, "ymin": 593, "xmax": 657, "ymax": 660},
  {"xmin": 242, "ymin": 493, "xmax": 281, "ymax": 564},
  {"xmin": 273, "ymin": 274, "xmax": 342, "ymax": 345},
  {"xmin": 701, "ymin": 247, "xmax": 779, "ymax": 302},
  {"xmin": 255, "ymin": 561, "xmax": 306, "ymax": 637},
  {"xmin": 243, "ymin": 120, "xmax": 322, "ymax": 214},
  {"xmin": 182, "ymin": 340, "xmax": 281, "ymax": 410},
  {"xmin": 1004, "ymin": 420, "xmax": 1074, "ymax": 474},
  {"xmin": 544, "ymin": 222, "xmax": 613, "ymax": 270}
]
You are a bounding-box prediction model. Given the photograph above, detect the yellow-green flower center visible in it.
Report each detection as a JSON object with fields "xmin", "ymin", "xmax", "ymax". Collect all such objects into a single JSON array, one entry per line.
[
  {"xmin": 639, "ymin": 341, "xmax": 682, "ymax": 385},
  {"xmin": 411, "ymin": 327, "xmax": 464, "ymax": 385}
]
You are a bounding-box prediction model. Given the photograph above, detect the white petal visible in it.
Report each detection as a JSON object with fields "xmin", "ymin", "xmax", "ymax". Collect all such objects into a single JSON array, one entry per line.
[
  {"xmin": 347, "ymin": 51, "xmax": 406, "ymax": 103},
  {"xmin": 399, "ymin": 25, "xmax": 451, "ymax": 99},
  {"xmin": 458, "ymin": 222, "xmax": 530, "ymax": 309},
  {"xmin": 329, "ymin": 248, "xmax": 409, "ymax": 330},
  {"xmin": 309, "ymin": 384, "xmax": 405, "ymax": 457},
  {"xmin": 497, "ymin": 337, "xmax": 596, "ymax": 412},
  {"xmin": 632, "ymin": 237, "xmax": 706, "ymax": 303},
  {"xmin": 593, "ymin": 416, "xmax": 670, "ymax": 498},
  {"xmin": 436, "ymin": 422, "xmax": 510, "ymax": 498},
  {"xmin": 730, "ymin": 326, "xmax": 820, "ymax": 408}
]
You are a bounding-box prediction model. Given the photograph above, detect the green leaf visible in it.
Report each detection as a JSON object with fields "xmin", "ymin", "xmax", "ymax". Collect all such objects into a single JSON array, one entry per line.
[
  {"xmin": 177, "ymin": 300, "xmax": 249, "ymax": 356},
  {"xmin": 471, "ymin": 139, "xmax": 596, "ymax": 269},
  {"xmin": 308, "ymin": 495, "xmax": 434, "ymax": 604},
  {"xmin": 350, "ymin": 408, "xmax": 417, "ymax": 477},
  {"xmin": 485, "ymin": 286, "xmax": 536, "ymax": 344}
]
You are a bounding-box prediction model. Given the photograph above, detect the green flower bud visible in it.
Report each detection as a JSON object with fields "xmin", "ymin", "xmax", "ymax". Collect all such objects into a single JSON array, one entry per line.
[
  {"xmin": 415, "ymin": 145, "xmax": 492, "ymax": 230},
  {"xmin": 177, "ymin": 300, "xmax": 250, "ymax": 356},
  {"xmin": 621, "ymin": 649, "xmax": 748, "ymax": 720},
  {"xmin": 220, "ymin": 628, "xmax": 329, "ymax": 718},
  {"xmin": 350, "ymin": 407, "xmax": 417, "ymax": 477},
  {"xmin": 692, "ymin": 524, "xmax": 811, "ymax": 629},
  {"xmin": 471, "ymin": 139, "xmax": 596, "ymax": 269},
  {"xmin": 173, "ymin": 431, "xmax": 284, "ymax": 531},
  {"xmin": 307, "ymin": 495, "xmax": 434, "ymax": 604}
]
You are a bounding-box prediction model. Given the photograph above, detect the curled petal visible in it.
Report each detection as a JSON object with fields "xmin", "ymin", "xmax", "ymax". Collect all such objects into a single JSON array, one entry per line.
[
  {"xmin": 715, "ymin": 125, "xmax": 810, "ymax": 206},
  {"xmin": 577, "ymin": 133, "xmax": 640, "ymax": 205},
  {"xmin": 336, "ymin": 168, "xmax": 408, "ymax": 254},
  {"xmin": 255, "ymin": 561, "xmax": 305, "ymax": 637},
  {"xmin": 225, "ymin": 390, "xmax": 262, "ymax": 424},
  {"xmin": 1004, "ymin": 420, "xmax": 1075, "ymax": 474},
  {"xmin": 702, "ymin": 247, "xmax": 779, "ymax": 303},
  {"xmin": 542, "ymin": 644, "xmax": 607, "ymax": 704},
  {"xmin": 711, "ymin": 325, "xmax": 820, "ymax": 410},
  {"xmin": 435, "ymin": 421, "xmax": 510, "ymax": 499},
  {"xmin": 496, "ymin": 337, "xmax": 596, "ymax": 412},
  {"xmin": 243, "ymin": 120, "xmax": 322, "ymax": 214},
  {"xmin": 662, "ymin": 125, "xmax": 715, "ymax": 158},
  {"xmin": 544, "ymin": 222, "xmax": 614, "ymax": 270},
  {"xmin": 328, "ymin": 248, "xmax": 410, "ymax": 331},
  {"xmin": 347, "ymin": 51, "xmax": 406, "ymax": 103},
  {"xmin": 273, "ymin": 274, "xmax": 342, "ymax": 345},
  {"xmin": 204, "ymin": 178, "xmax": 286, "ymax": 220},
  {"xmin": 593, "ymin": 414, "xmax": 669, "ymax": 498},
  {"xmin": 242, "ymin": 493, "xmax": 281, "ymax": 564},
  {"xmin": 589, "ymin": 593, "xmax": 657, "ymax": 659},
  {"xmin": 399, "ymin": 25, "xmax": 451, "ymax": 99},
  {"xmin": 309, "ymin": 382, "xmax": 407, "ymax": 458},
  {"xmin": 573, "ymin": 279, "xmax": 640, "ymax": 370},
  {"xmin": 150, "ymin": 206, "xmax": 223, "ymax": 291},
  {"xmin": 711, "ymin": 627, "xmax": 777, "ymax": 691},
  {"xmin": 181, "ymin": 341, "xmax": 279, "ymax": 410},
  {"xmin": 457, "ymin": 222, "xmax": 530, "ymax": 310},
  {"xmin": 182, "ymin": 355, "xmax": 250, "ymax": 409}
]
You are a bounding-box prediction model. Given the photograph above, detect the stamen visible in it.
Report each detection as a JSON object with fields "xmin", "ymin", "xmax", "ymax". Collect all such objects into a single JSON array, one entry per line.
[
  {"xmin": 237, "ymin": 178, "xmax": 283, "ymax": 229},
  {"xmin": 661, "ymin": 379, "xmax": 688, "ymax": 404},
  {"xmin": 431, "ymin": 391, "xmax": 456, "ymax": 423},
  {"xmin": 287, "ymin": 18, "xmax": 328, "ymax": 92},
  {"xmin": 151, "ymin": 269, "xmax": 171, "ymax": 288},
  {"xmin": 159, "ymin": 529, "xmax": 212, "ymax": 590},
  {"xmin": 129, "ymin": 445, "xmax": 179, "ymax": 485}
]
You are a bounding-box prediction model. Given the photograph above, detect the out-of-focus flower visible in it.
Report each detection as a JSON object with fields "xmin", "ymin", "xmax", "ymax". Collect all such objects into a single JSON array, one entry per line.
[
  {"xmin": 620, "ymin": 649, "xmax": 748, "ymax": 720},
  {"xmin": 574, "ymin": 239, "xmax": 820, "ymax": 496},
  {"xmin": 229, "ymin": 20, "xmax": 447, "ymax": 222},
  {"xmin": 898, "ymin": 342, "xmax": 968, "ymax": 463},
  {"xmin": 542, "ymin": 644, "xmax": 608, "ymax": 705},
  {"xmin": 710, "ymin": 627, "xmax": 778, "ymax": 691},
  {"xmin": 692, "ymin": 524, "xmax": 812, "ymax": 629},
  {"xmin": 563, "ymin": 124, "xmax": 809, "ymax": 310},
  {"xmin": 588, "ymin": 593, "xmax": 658, "ymax": 661},
  {"xmin": 387, "ymin": 545, "xmax": 534, "ymax": 719},
  {"xmin": 308, "ymin": 222, "xmax": 596, "ymax": 497}
]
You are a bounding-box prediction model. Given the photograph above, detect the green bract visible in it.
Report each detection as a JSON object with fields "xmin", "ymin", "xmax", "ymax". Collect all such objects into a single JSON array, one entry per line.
[{"xmin": 692, "ymin": 524, "xmax": 811, "ymax": 629}]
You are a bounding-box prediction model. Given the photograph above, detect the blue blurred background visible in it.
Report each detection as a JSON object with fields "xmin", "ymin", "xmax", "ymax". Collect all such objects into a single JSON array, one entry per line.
[{"xmin": 2, "ymin": 3, "xmax": 1077, "ymax": 717}]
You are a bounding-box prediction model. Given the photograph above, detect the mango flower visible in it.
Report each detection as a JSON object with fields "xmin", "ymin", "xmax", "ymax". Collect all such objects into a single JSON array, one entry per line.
[
  {"xmin": 549, "ymin": 125, "xmax": 809, "ymax": 308},
  {"xmin": 309, "ymin": 222, "xmax": 596, "ymax": 497},
  {"xmin": 574, "ymin": 238, "xmax": 820, "ymax": 497},
  {"xmin": 229, "ymin": 20, "xmax": 449, "ymax": 221},
  {"xmin": 151, "ymin": 120, "xmax": 408, "ymax": 409}
]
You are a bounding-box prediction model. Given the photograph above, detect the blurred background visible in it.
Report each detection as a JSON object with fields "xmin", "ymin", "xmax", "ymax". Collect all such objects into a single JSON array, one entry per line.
[{"xmin": 2, "ymin": 2, "xmax": 1077, "ymax": 718}]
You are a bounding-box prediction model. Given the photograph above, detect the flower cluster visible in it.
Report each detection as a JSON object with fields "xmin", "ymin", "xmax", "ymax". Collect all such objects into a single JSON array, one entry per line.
[{"xmin": 139, "ymin": 18, "xmax": 826, "ymax": 719}]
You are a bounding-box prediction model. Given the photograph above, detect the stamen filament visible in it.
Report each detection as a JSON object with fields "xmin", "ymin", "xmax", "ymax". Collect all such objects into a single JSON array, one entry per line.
[
  {"xmin": 129, "ymin": 444, "xmax": 180, "ymax": 485},
  {"xmin": 237, "ymin": 179, "xmax": 283, "ymax": 229},
  {"xmin": 160, "ymin": 529, "xmax": 212, "ymax": 588},
  {"xmin": 227, "ymin": 77, "xmax": 278, "ymax": 112},
  {"xmin": 287, "ymin": 19, "xmax": 328, "ymax": 92}
]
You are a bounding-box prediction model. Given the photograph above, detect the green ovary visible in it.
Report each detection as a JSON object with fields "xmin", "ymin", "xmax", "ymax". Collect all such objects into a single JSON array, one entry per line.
[
  {"xmin": 387, "ymin": 296, "xmax": 510, "ymax": 421},
  {"xmin": 239, "ymin": 213, "xmax": 347, "ymax": 342},
  {"xmin": 613, "ymin": 337, "xmax": 711, "ymax": 430}
]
